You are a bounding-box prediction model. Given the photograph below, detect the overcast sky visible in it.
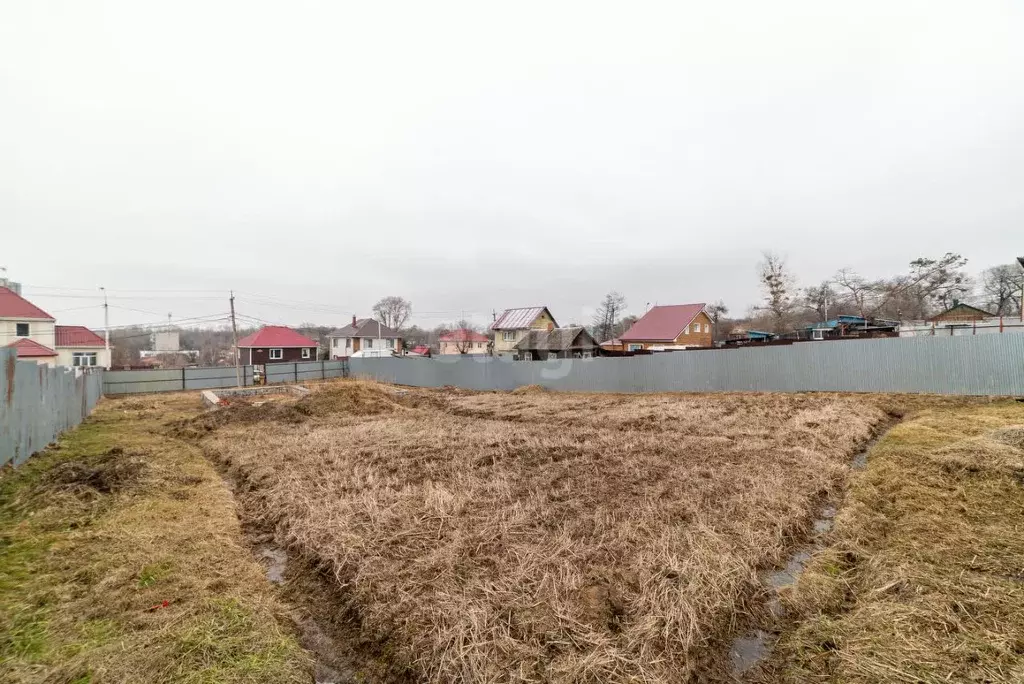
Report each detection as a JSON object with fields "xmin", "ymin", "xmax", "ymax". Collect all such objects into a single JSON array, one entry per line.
[{"xmin": 3, "ymin": 1, "xmax": 1022, "ymax": 332}]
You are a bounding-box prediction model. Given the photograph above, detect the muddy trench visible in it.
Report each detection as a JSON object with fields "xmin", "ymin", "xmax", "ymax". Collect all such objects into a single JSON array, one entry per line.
[{"xmin": 726, "ymin": 418, "xmax": 900, "ymax": 681}]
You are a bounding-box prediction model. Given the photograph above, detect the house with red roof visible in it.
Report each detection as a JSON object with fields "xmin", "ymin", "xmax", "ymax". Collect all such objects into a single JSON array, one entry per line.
[
  {"xmin": 618, "ymin": 303, "xmax": 713, "ymax": 351},
  {"xmin": 237, "ymin": 326, "xmax": 319, "ymax": 365},
  {"xmin": 439, "ymin": 328, "xmax": 490, "ymax": 355},
  {"xmin": 1, "ymin": 286, "xmax": 110, "ymax": 367}
]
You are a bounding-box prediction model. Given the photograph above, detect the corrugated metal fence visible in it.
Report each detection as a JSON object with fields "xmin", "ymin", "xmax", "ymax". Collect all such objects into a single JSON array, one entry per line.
[
  {"xmin": 349, "ymin": 335, "xmax": 1024, "ymax": 395},
  {"xmin": 102, "ymin": 360, "xmax": 349, "ymax": 395},
  {"xmin": 99, "ymin": 335, "xmax": 1024, "ymax": 398},
  {"xmin": 1, "ymin": 348, "xmax": 104, "ymax": 467}
]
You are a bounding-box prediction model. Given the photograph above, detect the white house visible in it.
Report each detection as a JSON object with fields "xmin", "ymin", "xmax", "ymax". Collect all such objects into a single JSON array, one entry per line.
[
  {"xmin": 327, "ymin": 316, "xmax": 402, "ymax": 358},
  {"xmin": 0, "ymin": 286, "xmax": 110, "ymax": 368}
]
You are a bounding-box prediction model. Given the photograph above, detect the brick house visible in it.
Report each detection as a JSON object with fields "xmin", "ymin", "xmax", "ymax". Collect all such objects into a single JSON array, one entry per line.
[
  {"xmin": 236, "ymin": 326, "xmax": 318, "ymax": 365},
  {"xmin": 618, "ymin": 303, "xmax": 713, "ymax": 351}
]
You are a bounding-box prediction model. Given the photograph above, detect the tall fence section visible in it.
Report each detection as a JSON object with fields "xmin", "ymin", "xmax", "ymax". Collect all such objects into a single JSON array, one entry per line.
[
  {"xmin": 100, "ymin": 335, "xmax": 1024, "ymax": 397},
  {"xmin": 350, "ymin": 334, "xmax": 1024, "ymax": 395},
  {"xmin": 102, "ymin": 360, "xmax": 350, "ymax": 395},
  {"xmin": 1, "ymin": 348, "xmax": 104, "ymax": 467}
]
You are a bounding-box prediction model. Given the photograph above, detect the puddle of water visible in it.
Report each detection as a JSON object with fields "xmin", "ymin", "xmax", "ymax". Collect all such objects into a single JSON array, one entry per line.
[
  {"xmin": 257, "ymin": 546, "xmax": 288, "ymax": 584},
  {"xmin": 730, "ymin": 629, "xmax": 769, "ymax": 674},
  {"xmin": 767, "ymin": 549, "xmax": 811, "ymax": 589}
]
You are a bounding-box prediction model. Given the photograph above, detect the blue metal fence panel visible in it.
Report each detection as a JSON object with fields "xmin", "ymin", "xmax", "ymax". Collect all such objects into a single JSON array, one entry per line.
[
  {"xmin": 348, "ymin": 335, "xmax": 1024, "ymax": 396},
  {"xmin": 1, "ymin": 348, "xmax": 104, "ymax": 467}
]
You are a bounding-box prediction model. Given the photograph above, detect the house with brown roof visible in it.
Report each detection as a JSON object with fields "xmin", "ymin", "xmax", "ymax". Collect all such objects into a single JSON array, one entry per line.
[
  {"xmin": 515, "ymin": 327, "xmax": 599, "ymax": 360},
  {"xmin": 618, "ymin": 303, "xmax": 713, "ymax": 351},
  {"xmin": 0, "ymin": 286, "xmax": 110, "ymax": 367},
  {"xmin": 327, "ymin": 316, "xmax": 402, "ymax": 358},
  {"xmin": 237, "ymin": 326, "xmax": 318, "ymax": 365},
  {"xmin": 927, "ymin": 302, "xmax": 996, "ymax": 322},
  {"xmin": 490, "ymin": 307, "xmax": 557, "ymax": 357}
]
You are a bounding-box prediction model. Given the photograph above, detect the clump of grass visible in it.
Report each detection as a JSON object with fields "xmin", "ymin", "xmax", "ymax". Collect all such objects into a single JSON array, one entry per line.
[
  {"xmin": 204, "ymin": 386, "xmax": 890, "ymax": 682},
  {"xmin": 0, "ymin": 393, "xmax": 311, "ymax": 684},
  {"xmin": 765, "ymin": 401, "xmax": 1024, "ymax": 683}
]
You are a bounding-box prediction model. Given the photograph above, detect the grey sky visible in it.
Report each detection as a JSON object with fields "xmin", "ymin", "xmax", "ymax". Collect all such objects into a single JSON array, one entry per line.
[{"xmin": 3, "ymin": 1, "xmax": 1023, "ymax": 332}]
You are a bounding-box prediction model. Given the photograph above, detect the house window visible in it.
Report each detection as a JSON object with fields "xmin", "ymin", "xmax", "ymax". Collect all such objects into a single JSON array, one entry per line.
[
  {"xmin": 683, "ymin": 327, "xmax": 689, "ymax": 335},
  {"xmin": 502, "ymin": 331, "xmax": 515, "ymax": 341},
  {"xmin": 269, "ymin": 348, "xmax": 283, "ymax": 360},
  {"xmin": 703, "ymin": 324, "xmax": 709, "ymax": 333},
  {"xmin": 692, "ymin": 323, "xmax": 700, "ymax": 333},
  {"xmin": 812, "ymin": 329, "xmax": 824, "ymax": 341},
  {"xmin": 628, "ymin": 343, "xmax": 643, "ymax": 351},
  {"xmin": 72, "ymin": 352, "xmax": 97, "ymax": 367},
  {"xmin": 547, "ymin": 352, "xmax": 558, "ymax": 360},
  {"xmin": 301, "ymin": 348, "xmax": 311, "ymax": 359},
  {"xmin": 332, "ymin": 338, "xmax": 338, "ymax": 348},
  {"xmin": 365, "ymin": 338, "xmax": 373, "ymax": 349},
  {"xmin": 582, "ymin": 351, "xmax": 592, "ymax": 359},
  {"xmin": 16, "ymin": 323, "xmax": 29, "ymax": 337},
  {"xmin": 521, "ymin": 352, "xmax": 533, "ymax": 361}
]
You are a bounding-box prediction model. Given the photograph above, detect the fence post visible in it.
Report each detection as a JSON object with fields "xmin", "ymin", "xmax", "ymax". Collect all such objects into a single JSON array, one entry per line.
[
  {"xmin": 322, "ymin": 360, "xmax": 326, "ymax": 380},
  {"xmin": 182, "ymin": 367, "xmax": 186, "ymax": 391},
  {"xmin": 294, "ymin": 363, "xmax": 298, "ymax": 383}
]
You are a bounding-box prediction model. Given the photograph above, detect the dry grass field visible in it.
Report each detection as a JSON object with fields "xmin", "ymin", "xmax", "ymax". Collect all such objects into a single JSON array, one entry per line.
[{"xmin": 196, "ymin": 381, "xmax": 895, "ymax": 682}]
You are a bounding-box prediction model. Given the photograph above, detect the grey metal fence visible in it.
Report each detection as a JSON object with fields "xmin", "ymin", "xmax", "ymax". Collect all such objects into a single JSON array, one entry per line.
[
  {"xmin": 1, "ymin": 348, "xmax": 104, "ymax": 467},
  {"xmin": 102, "ymin": 360, "xmax": 349, "ymax": 395},
  {"xmin": 349, "ymin": 335, "xmax": 1024, "ymax": 396}
]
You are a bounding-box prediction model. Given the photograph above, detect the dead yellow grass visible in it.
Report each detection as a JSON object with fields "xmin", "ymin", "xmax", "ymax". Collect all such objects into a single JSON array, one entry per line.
[
  {"xmin": 200, "ymin": 380, "xmax": 891, "ymax": 682},
  {"xmin": 764, "ymin": 400, "xmax": 1024, "ymax": 683},
  {"xmin": 0, "ymin": 393, "xmax": 311, "ymax": 684}
]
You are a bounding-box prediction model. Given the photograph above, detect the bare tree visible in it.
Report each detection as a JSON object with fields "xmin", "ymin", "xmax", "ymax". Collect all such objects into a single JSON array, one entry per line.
[
  {"xmin": 451, "ymin": 319, "xmax": 479, "ymax": 354},
  {"xmin": 705, "ymin": 300, "xmax": 729, "ymax": 339},
  {"xmin": 372, "ymin": 296, "xmax": 412, "ymax": 330},
  {"xmin": 831, "ymin": 269, "xmax": 877, "ymax": 319},
  {"xmin": 757, "ymin": 252, "xmax": 796, "ymax": 333},
  {"xmin": 592, "ymin": 291, "xmax": 627, "ymax": 342},
  {"xmin": 979, "ymin": 264, "xmax": 1024, "ymax": 316}
]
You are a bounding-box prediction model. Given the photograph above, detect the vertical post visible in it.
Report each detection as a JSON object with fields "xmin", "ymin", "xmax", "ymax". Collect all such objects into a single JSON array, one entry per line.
[
  {"xmin": 230, "ymin": 291, "xmax": 241, "ymax": 387},
  {"xmin": 182, "ymin": 367, "xmax": 186, "ymax": 391},
  {"xmin": 294, "ymin": 362, "xmax": 298, "ymax": 383},
  {"xmin": 100, "ymin": 286, "xmax": 110, "ymax": 369},
  {"xmin": 322, "ymin": 360, "xmax": 326, "ymax": 380}
]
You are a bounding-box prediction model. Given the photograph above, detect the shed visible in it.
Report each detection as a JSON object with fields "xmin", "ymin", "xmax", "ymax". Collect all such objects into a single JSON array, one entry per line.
[{"xmin": 514, "ymin": 327, "xmax": 599, "ymax": 360}]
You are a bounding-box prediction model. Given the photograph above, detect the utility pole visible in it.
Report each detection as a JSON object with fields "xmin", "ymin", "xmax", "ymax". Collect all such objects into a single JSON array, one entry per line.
[
  {"xmin": 100, "ymin": 286, "xmax": 110, "ymax": 369},
  {"xmin": 230, "ymin": 290, "xmax": 241, "ymax": 386}
]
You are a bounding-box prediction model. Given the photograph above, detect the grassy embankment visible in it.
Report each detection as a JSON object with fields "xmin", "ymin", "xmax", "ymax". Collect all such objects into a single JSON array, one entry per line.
[
  {"xmin": 766, "ymin": 400, "xmax": 1024, "ymax": 683},
  {"xmin": 0, "ymin": 394, "xmax": 311, "ymax": 684}
]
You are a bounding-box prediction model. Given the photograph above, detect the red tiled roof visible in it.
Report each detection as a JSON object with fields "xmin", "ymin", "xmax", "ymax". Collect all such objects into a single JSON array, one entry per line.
[
  {"xmin": 491, "ymin": 307, "xmax": 556, "ymax": 330},
  {"xmin": 237, "ymin": 325, "xmax": 317, "ymax": 348},
  {"xmin": 619, "ymin": 303, "xmax": 706, "ymax": 342},
  {"xmin": 0, "ymin": 287, "xmax": 54, "ymax": 320},
  {"xmin": 7, "ymin": 338, "xmax": 57, "ymax": 357},
  {"xmin": 439, "ymin": 328, "xmax": 489, "ymax": 343},
  {"xmin": 55, "ymin": 325, "xmax": 105, "ymax": 347},
  {"xmin": 411, "ymin": 345, "xmax": 431, "ymax": 355}
]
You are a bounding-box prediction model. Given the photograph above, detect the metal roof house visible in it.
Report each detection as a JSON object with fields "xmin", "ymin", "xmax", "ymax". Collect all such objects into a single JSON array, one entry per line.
[
  {"xmin": 237, "ymin": 326, "xmax": 319, "ymax": 365},
  {"xmin": 490, "ymin": 306, "xmax": 557, "ymax": 357},
  {"xmin": 327, "ymin": 316, "xmax": 402, "ymax": 359},
  {"xmin": 618, "ymin": 303, "xmax": 713, "ymax": 351}
]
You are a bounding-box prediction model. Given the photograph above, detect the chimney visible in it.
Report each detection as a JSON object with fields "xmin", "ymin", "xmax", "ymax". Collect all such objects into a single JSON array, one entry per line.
[{"xmin": 352, "ymin": 314, "xmax": 357, "ymax": 327}]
